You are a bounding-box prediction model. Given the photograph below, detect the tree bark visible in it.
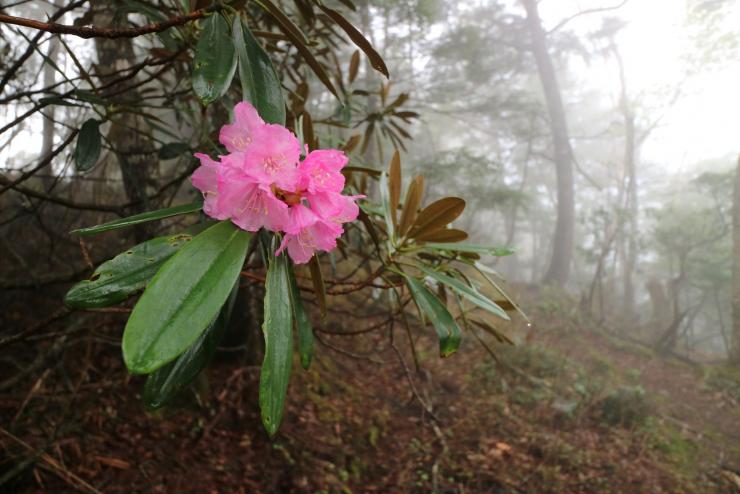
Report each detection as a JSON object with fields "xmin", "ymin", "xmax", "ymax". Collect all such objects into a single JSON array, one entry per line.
[
  {"xmin": 521, "ymin": 0, "xmax": 575, "ymax": 286},
  {"xmin": 91, "ymin": 0, "xmax": 158, "ymax": 239},
  {"xmin": 732, "ymin": 155, "xmax": 740, "ymax": 363},
  {"xmin": 40, "ymin": 8, "xmax": 62, "ymax": 192},
  {"xmin": 613, "ymin": 45, "xmax": 638, "ymax": 321}
]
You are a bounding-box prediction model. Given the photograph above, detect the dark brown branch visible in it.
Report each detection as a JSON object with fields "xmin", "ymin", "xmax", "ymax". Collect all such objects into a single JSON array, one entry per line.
[
  {"xmin": 0, "ymin": 128, "xmax": 78, "ymax": 194},
  {"xmin": 0, "ymin": 0, "xmax": 87, "ymax": 94},
  {"xmin": 0, "ymin": 5, "xmax": 219, "ymax": 39},
  {"xmin": 0, "ymin": 175, "xmax": 124, "ymax": 213}
]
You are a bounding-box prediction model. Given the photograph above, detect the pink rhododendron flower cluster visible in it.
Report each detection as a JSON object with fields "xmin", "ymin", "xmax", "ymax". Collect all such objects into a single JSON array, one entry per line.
[{"xmin": 191, "ymin": 102, "xmax": 362, "ymax": 264}]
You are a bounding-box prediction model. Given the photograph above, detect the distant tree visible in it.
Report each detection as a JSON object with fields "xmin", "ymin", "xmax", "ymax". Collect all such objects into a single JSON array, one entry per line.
[
  {"xmin": 521, "ymin": 0, "xmax": 575, "ymax": 286},
  {"xmin": 732, "ymin": 156, "xmax": 740, "ymax": 363}
]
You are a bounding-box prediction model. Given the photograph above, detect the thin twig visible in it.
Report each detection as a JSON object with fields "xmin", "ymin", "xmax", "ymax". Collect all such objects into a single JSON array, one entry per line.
[{"xmin": 0, "ymin": 5, "xmax": 219, "ymax": 39}]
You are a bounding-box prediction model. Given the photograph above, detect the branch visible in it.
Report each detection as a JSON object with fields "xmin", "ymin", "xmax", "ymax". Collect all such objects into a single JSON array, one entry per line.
[
  {"xmin": 0, "ymin": 128, "xmax": 78, "ymax": 194},
  {"xmin": 0, "ymin": 5, "xmax": 219, "ymax": 39},
  {"xmin": 0, "ymin": 0, "xmax": 87, "ymax": 94},
  {"xmin": 547, "ymin": 0, "xmax": 629, "ymax": 34},
  {"xmin": 0, "ymin": 175, "xmax": 124, "ymax": 213}
]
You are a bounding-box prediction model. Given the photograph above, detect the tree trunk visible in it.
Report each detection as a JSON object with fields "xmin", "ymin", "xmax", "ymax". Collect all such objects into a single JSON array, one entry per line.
[
  {"xmin": 614, "ymin": 45, "xmax": 638, "ymax": 322},
  {"xmin": 646, "ymin": 278, "xmax": 671, "ymax": 333},
  {"xmin": 91, "ymin": 0, "xmax": 158, "ymax": 239},
  {"xmin": 40, "ymin": 7, "xmax": 62, "ymax": 192},
  {"xmin": 732, "ymin": 155, "xmax": 740, "ymax": 363},
  {"xmin": 521, "ymin": 0, "xmax": 575, "ymax": 286}
]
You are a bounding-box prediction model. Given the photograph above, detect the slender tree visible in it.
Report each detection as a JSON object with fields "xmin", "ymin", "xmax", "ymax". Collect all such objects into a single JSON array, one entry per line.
[
  {"xmin": 732, "ymin": 155, "xmax": 740, "ymax": 363},
  {"xmin": 521, "ymin": 0, "xmax": 575, "ymax": 285}
]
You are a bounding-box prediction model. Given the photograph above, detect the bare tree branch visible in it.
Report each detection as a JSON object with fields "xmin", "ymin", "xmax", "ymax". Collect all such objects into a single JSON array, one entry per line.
[
  {"xmin": 547, "ymin": 0, "xmax": 629, "ymax": 34},
  {"xmin": 0, "ymin": 4, "xmax": 218, "ymax": 40}
]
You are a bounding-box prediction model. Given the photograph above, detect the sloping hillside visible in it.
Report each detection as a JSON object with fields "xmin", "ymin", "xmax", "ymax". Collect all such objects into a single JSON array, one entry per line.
[{"xmin": 2, "ymin": 286, "xmax": 739, "ymax": 493}]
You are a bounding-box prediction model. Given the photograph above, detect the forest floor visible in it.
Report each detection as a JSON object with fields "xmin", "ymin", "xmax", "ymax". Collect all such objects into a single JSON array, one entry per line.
[{"xmin": 2, "ymin": 282, "xmax": 740, "ymax": 493}]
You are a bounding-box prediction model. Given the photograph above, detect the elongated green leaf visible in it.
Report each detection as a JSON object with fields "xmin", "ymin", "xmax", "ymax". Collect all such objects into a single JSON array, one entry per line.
[
  {"xmin": 343, "ymin": 165, "xmax": 381, "ymax": 177},
  {"xmin": 123, "ymin": 0, "xmax": 178, "ymax": 51},
  {"xmin": 255, "ymin": 0, "xmax": 340, "ymax": 100},
  {"xmin": 388, "ymin": 151, "xmax": 401, "ymax": 227},
  {"xmin": 416, "ymin": 265, "xmax": 510, "ymax": 321},
  {"xmin": 192, "ymin": 14, "xmax": 237, "ymax": 105},
  {"xmin": 74, "ymin": 118, "xmax": 101, "ymax": 172},
  {"xmin": 233, "ymin": 18, "xmax": 286, "ymax": 125},
  {"xmin": 71, "ymin": 202, "xmax": 202, "ymax": 236},
  {"xmin": 255, "ymin": 0, "xmax": 308, "ymax": 43},
  {"xmin": 72, "ymin": 89, "xmax": 106, "ymax": 106},
  {"xmin": 122, "ymin": 221, "xmax": 250, "ymax": 374},
  {"xmin": 142, "ymin": 281, "xmax": 239, "ymax": 410},
  {"xmin": 308, "ymin": 255, "xmax": 327, "ymax": 320},
  {"xmin": 378, "ymin": 172, "xmax": 395, "ymax": 242},
  {"xmin": 64, "ymin": 234, "xmax": 192, "ymax": 309},
  {"xmin": 423, "ymin": 243, "xmax": 514, "ymax": 257},
  {"xmin": 317, "ymin": 5, "xmax": 389, "ymax": 78},
  {"xmin": 473, "ymin": 262, "xmax": 530, "ymax": 324},
  {"xmin": 158, "ymin": 142, "xmax": 190, "ymax": 160},
  {"xmin": 403, "ymin": 275, "xmax": 461, "ymax": 357},
  {"xmin": 288, "ymin": 264, "xmax": 313, "ymax": 369},
  {"xmin": 259, "ymin": 249, "xmax": 293, "ymax": 436}
]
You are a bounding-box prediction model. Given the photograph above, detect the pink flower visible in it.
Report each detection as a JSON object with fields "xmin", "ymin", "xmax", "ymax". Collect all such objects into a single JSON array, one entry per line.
[
  {"xmin": 216, "ymin": 166, "xmax": 289, "ymax": 232},
  {"xmin": 192, "ymin": 153, "xmax": 227, "ymax": 220},
  {"xmin": 299, "ymin": 149, "xmax": 348, "ymax": 194},
  {"xmin": 276, "ymin": 204, "xmax": 343, "ymax": 264},
  {"xmin": 191, "ymin": 101, "xmax": 363, "ymax": 264},
  {"xmin": 305, "ymin": 191, "xmax": 360, "ymax": 221},
  {"xmin": 243, "ymin": 124, "xmax": 301, "ymax": 190},
  {"xmin": 219, "ymin": 102, "xmax": 264, "ymax": 152}
]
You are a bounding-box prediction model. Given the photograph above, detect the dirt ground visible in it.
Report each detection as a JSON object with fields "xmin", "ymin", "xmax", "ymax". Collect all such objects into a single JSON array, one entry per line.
[{"xmin": 2, "ymin": 277, "xmax": 740, "ymax": 493}]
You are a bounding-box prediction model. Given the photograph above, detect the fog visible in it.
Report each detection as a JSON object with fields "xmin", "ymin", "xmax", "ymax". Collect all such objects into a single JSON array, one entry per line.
[{"xmin": 1, "ymin": 0, "xmax": 739, "ymax": 492}]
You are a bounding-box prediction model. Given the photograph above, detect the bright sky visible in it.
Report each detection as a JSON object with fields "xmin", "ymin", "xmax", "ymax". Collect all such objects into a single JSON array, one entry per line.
[{"xmin": 540, "ymin": 0, "xmax": 740, "ymax": 169}]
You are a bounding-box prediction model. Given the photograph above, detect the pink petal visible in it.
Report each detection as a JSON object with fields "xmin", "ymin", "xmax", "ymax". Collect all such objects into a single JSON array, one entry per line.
[
  {"xmin": 283, "ymin": 203, "xmax": 318, "ymax": 235},
  {"xmin": 231, "ymin": 184, "xmax": 289, "ymax": 232},
  {"xmin": 192, "ymin": 153, "xmax": 224, "ymax": 219},
  {"xmin": 309, "ymin": 219, "xmax": 342, "ymax": 251},
  {"xmin": 282, "ymin": 234, "xmax": 316, "ymax": 264},
  {"xmin": 219, "ymin": 102, "xmax": 265, "ymax": 152},
  {"xmin": 213, "ymin": 167, "xmax": 254, "ymax": 220},
  {"xmin": 298, "ymin": 149, "xmax": 348, "ymax": 194},
  {"xmin": 191, "ymin": 153, "xmax": 219, "ymax": 193},
  {"xmin": 243, "ymin": 124, "xmax": 301, "ymax": 190}
]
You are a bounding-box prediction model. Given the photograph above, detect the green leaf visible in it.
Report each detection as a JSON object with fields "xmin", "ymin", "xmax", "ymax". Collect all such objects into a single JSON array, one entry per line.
[
  {"xmin": 123, "ymin": 0, "xmax": 179, "ymax": 51},
  {"xmin": 317, "ymin": 5, "xmax": 389, "ymax": 78},
  {"xmin": 288, "ymin": 263, "xmax": 313, "ymax": 369},
  {"xmin": 64, "ymin": 234, "xmax": 193, "ymax": 309},
  {"xmin": 158, "ymin": 142, "xmax": 191, "ymax": 160},
  {"xmin": 122, "ymin": 221, "xmax": 250, "ymax": 374},
  {"xmin": 38, "ymin": 96, "xmax": 80, "ymax": 107},
  {"xmin": 307, "ymin": 255, "xmax": 327, "ymax": 320},
  {"xmin": 403, "ymin": 275, "xmax": 461, "ymax": 357},
  {"xmin": 378, "ymin": 172, "xmax": 395, "ymax": 242},
  {"xmin": 192, "ymin": 14, "xmax": 237, "ymax": 106},
  {"xmin": 71, "ymin": 202, "xmax": 202, "ymax": 236},
  {"xmin": 72, "ymin": 89, "xmax": 106, "ymax": 106},
  {"xmin": 259, "ymin": 248, "xmax": 293, "ymax": 436},
  {"xmin": 423, "ymin": 243, "xmax": 515, "ymax": 257},
  {"xmin": 74, "ymin": 118, "xmax": 101, "ymax": 172},
  {"xmin": 416, "ymin": 265, "xmax": 510, "ymax": 321},
  {"xmin": 254, "ymin": 0, "xmax": 340, "ymax": 100},
  {"xmin": 142, "ymin": 281, "xmax": 239, "ymax": 410},
  {"xmin": 233, "ymin": 18, "xmax": 286, "ymax": 125}
]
